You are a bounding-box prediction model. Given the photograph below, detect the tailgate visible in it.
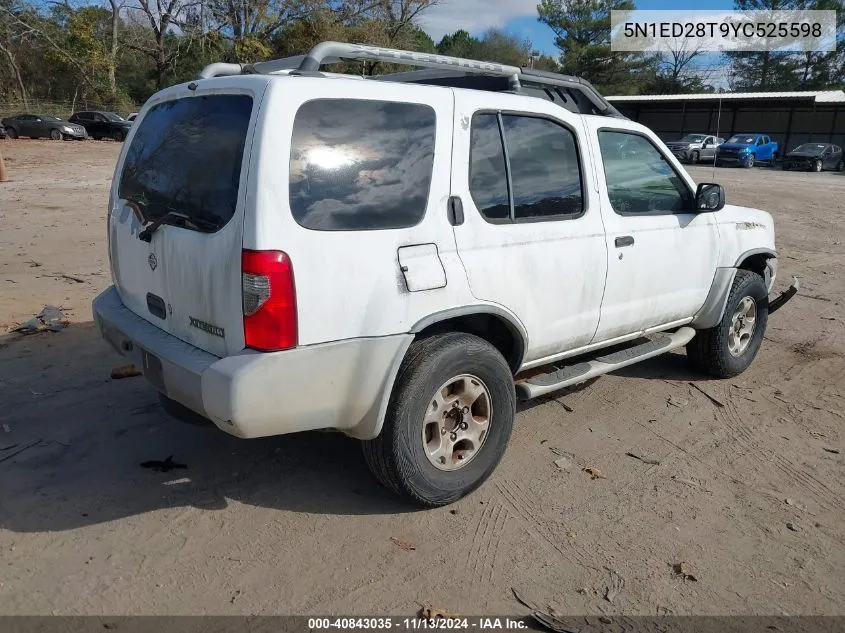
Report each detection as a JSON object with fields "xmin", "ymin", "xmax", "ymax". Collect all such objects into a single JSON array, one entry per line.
[{"xmin": 108, "ymin": 82, "xmax": 263, "ymax": 356}]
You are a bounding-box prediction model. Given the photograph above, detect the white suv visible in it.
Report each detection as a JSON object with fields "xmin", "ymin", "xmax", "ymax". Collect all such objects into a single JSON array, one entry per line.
[{"xmin": 93, "ymin": 42, "xmax": 797, "ymax": 507}]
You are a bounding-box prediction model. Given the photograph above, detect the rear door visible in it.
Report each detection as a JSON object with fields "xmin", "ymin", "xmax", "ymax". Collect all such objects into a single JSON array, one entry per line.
[
  {"xmin": 450, "ymin": 91, "xmax": 607, "ymax": 364},
  {"xmin": 109, "ymin": 80, "xmax": 266, "ymax": 356}
]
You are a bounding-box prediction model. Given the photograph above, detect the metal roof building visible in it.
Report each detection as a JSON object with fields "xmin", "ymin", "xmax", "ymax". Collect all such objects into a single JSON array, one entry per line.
[{"xmin": 606, "ymin": 90, "xmax": 845, "ymax": 153}]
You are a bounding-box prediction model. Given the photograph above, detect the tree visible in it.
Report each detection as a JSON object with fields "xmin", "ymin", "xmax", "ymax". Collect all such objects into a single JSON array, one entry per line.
[{"xmin": 537, "ymin": 0, "xmax": 657, "ymax": 94}]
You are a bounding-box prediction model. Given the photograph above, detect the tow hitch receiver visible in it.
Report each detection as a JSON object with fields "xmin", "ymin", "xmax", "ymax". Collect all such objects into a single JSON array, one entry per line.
[{"xmin": 769, "ymin": 276, "xmax": 800, "ymax": 314}]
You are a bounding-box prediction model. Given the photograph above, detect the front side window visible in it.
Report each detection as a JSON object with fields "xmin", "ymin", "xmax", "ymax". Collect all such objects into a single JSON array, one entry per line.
[
  {"xmin": 598, "ymin": 130, "xmax": 693, "ymax": 215},
  {"xmin": 289, "ymin": 99, "xmax": 436, "ymax": 231},
  {"xmin": 469, "ymin": 112, "xmax": 584, "ymax": 222}
]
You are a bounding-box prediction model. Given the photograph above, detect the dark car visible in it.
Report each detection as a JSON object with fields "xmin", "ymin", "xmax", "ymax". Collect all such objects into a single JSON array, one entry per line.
[
  {"xmin": 782, "ymin": 143, "xmax": 843, "ymax": 172},
  {"xmin": 0, "ymin": 114, "xmax": 87, "ymax": 140},
  {"xmin": 69, "ymin": 111, "xmax": 133, "ymax": 141}
]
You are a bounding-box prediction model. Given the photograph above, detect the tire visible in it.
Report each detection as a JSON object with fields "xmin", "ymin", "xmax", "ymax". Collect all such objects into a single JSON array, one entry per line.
[
  {"xmin": 689, "ymin": 150, "xmax": 699, "ymax": 164},
  {"xmin": 362, "ymin": 332, "xmax": 515, "ymax": 507},
  {"xmin": 838, "ymin": 160, "xmax": 844, "ymax": 172},
  {"xmin": 813, "ymin": 159, "xmax": 822, "ymax": 173},
  {"xmin": 687, "ymin": 269, "xmax": 769, "ymax": 378},
  {"xmin": 113, "ymin": 130, "xmax": 126, "ymax": 142},
  {"xmin": 93, "ymin": 136, "xmax": 102, "ymax": 141},
  {"xmin": 49, "ymin": 129, "xmax": 62, "ymax": 141},
  {"xmin": 744, "ymin": 154, "xmax": 755, "ymax": 168},
  {"xmin": 5, "ymin": 127, "xmax": 17, "ymax": 139}
]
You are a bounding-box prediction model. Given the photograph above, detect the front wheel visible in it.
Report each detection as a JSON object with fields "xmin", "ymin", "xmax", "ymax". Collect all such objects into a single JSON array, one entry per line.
[
  {"xmin": 687, "ymin": 270, "xmax": 769, "ymax": 378},
  {"xmin": 362, "ymin": 332, "xmax": 515, "ymax": 507},
  {"xmin": 689, "ymin": 150, "xmax": 699, "ymax": 164},
  {"xmin": 50, "ymin": 129, "xmax": 62, "ymax": 141},
  {"xmin": 744, "ymin": 155, "xmax": 755, "ymax": 168},
  {"xmin": 113, "ymin": 130, "xmax": 126, "ymax": 142},
  {"xmin": 813, "ymin": 159, "xmax": 822, "ymax": 172}
]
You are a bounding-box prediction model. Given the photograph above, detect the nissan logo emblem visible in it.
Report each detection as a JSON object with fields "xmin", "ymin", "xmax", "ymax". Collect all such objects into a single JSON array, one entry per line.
[{"xmin": 148, "ymin": 253, "xmax": 158, "ymax": 271}]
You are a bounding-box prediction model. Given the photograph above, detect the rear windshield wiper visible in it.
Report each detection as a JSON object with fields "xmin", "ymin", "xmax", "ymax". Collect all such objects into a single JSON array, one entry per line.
[{"xmin": 137, "ymin": 211, "xmax": 218, "ymax": 242}]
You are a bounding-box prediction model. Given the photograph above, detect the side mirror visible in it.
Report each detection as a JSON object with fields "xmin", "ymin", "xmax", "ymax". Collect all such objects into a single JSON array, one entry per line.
[{"xmin": 695, "ymin": 183, "xmax": 725, "ymax": 212}]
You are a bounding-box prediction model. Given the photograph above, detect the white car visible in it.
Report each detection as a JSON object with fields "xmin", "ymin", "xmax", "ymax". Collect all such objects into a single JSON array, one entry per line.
[{"xmin": 93, "ymin": 42, "xmax": 797, "ymax": 507}]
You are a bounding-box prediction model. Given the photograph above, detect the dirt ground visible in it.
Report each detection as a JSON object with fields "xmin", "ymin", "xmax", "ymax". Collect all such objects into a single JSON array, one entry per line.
[{"xmin": 0, "ymin": 140, "xmax": 843, "ymax": 617}]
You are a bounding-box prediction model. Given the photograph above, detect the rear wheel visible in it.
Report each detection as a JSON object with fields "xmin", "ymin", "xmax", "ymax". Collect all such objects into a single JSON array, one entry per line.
[
  {"xmin": 6, "ymin": 127, "xmax": 17, "ymax": 139},
  {"xmin": 49, "ymin": 129, "xmax": 62, "ymax": 141},
  {"xmin": 687, "ymin": 270, "xmax": 769, "ymax": 378},
  {"xmin": 362, "ymin": 332, "xmax": 515, "ymax": 507}
]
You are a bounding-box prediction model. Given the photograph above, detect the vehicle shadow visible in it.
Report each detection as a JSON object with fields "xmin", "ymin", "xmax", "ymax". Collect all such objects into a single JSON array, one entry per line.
[
  {"xmin": 0, "ymin": 322, "xmax": 411, "ymax": 534},
  {"xmin": 0, "ymin": 324, "xmax": 711, "ymax": 534}
]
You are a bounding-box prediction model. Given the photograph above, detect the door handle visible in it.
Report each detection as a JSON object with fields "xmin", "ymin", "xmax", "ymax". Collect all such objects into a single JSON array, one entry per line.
[
  {"xmin": 447, "ymin": 196, "xmax": 464, "ymax": 226},
  {"xmin": 615, "ymin": 235, "xmax": 635, "ymax": 248}
]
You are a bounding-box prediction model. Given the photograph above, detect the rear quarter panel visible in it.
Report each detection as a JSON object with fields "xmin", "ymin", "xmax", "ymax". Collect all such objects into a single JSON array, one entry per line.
[{"xmin": 245, "ymin": 77, "xmax": 478, "ymax": 346}]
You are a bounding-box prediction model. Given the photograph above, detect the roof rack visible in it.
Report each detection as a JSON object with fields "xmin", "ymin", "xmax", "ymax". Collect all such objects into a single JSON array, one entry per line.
[{"xmin": 198, "ymin": 41, "xmax": 624, "ymax": 118}]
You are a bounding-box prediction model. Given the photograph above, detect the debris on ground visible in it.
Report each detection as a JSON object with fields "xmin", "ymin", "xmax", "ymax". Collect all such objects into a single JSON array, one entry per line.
[
  {"xmin": 389, "ymin": 536, "xmax": 416, "ymax": 552},
  {"xmin": 822, "ymin": 447, "xmax": 840, "ymax": 454},
  {"xmin": 689, "ymin": 382, "xmax": 726, "ymax": 408},
  {"xmin": 25, "ymin": 260, "xmax": 41, "ymax": 268},
  {"xmin": 671, "ymin": 562, "xmax": 698, "ymax": 582},
  {"xmin": 583, "ymin": 467, "xmax": 606, "ymax": 480},
  {"xmin": 418, "ymin": 604, "xmax": 459, "ymax": 619},
  {"xmin": 111, "ymin": 365, "xmax": 142, "ymax": 379},
  {"xmin": 139, "ymin": 455, "xmax": 187, "ymax": 472},
  {"xmin": 47, "ymin": 273, "xmax": 86, "ymax": 284},
  {"xmin": 556, "ymin": 400, "xmax": 574, "ymax": 413},
  {"xmin": 511, "ymin": 588, "xmax": 578, "ymax": 633},
  {"xmin": 667, "ymin": 396, "xmax": 688, "ymax": 408},
  {"xmin": 10, "ymin": 306, "xmax": 68, "ymax": 335},
  {"xmin": 552, "ymin": 450, "xmax": 576, "ymax": 472},
  {"xmin": 671, "ymin": 475, "xmax": 700, "ymax": 488},
  {"xmin": 0, "ymin": 439, "xmax": 41, "ymax": 464},
  {"xmin": 604, "ymin": 569, "xmax": 624, "ymax": 603},
  {"xmin": 625, "ymin": 451, "xmax": 660, "ymax": 466},
  {"xmin": 786, "ymin": 522, "xmax": 799, "ymax": 532}
]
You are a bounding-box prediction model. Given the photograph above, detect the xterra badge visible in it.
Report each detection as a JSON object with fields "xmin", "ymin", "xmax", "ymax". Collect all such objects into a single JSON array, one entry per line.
[{"xmin": 189, "ymin": 317, "xmax": 225, "ymax": 338}]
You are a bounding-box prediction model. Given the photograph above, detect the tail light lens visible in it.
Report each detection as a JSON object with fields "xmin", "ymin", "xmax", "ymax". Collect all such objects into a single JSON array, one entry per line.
[{"xmin": 242, "ymin": 250, "xmax": 297, "ymax": 351}]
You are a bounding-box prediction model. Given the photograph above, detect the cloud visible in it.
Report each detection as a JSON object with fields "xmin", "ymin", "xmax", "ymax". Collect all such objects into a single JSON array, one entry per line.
[{"xmin": 418, "ymin": 0, "xmax": 540, "ymax": 41}]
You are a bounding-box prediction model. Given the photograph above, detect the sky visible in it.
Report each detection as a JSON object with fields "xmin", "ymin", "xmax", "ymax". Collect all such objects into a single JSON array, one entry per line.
[{"xmin": 418, "ymin": 0, "xmax": 736, "ymax": 54}]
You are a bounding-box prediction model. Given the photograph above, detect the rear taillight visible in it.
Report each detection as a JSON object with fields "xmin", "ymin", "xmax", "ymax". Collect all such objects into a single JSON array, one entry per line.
[{"xmin": 242, "ymin": 250, "xmax": 297, "ymax": 351}]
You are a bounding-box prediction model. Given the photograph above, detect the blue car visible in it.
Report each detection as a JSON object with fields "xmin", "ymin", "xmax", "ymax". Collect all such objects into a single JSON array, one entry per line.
[{"xmin": 715, "ymin": 134, "xmax": 778, "ymax": 168}]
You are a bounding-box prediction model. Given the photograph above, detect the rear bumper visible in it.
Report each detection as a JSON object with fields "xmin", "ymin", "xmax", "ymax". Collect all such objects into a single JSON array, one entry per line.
[{"xmin": 93, "ymin": 286, "xmax": 411, "ymax": 439}]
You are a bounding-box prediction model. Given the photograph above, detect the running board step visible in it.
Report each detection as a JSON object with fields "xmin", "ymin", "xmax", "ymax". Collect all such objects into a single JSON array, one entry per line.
[{"xmin": 515, "ymin": 327, "xmax": 697, "ymax": 400}]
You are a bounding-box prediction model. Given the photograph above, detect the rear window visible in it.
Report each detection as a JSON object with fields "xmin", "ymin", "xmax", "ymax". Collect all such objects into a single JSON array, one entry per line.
[
  {"xmin": 289, "ymin": 99, "xmax": 436, "ymax": 231},
  {"xmin": 118, "ymin": 94, "xmax": 252, "ymax": 233}
]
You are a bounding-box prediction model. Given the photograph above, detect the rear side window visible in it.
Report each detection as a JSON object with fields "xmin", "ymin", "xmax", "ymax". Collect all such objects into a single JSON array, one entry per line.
[
  {"xmin": 289, "ymin": 99, "xmax": 436, "ymax": 231},
  {"xmin": 118, "ymin": 94, "xmax": 252, "ymax": 233},
  {"xmin": 469, "ymin": 112, "xmax": 584, "ymax": 222},
  {"xmin": 501, "ymin": 115, "xmax": 583, "ymax": 219},
  {"xmin": 469, "ymin": 114, "xmax": 510, "ymax": 220}
]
